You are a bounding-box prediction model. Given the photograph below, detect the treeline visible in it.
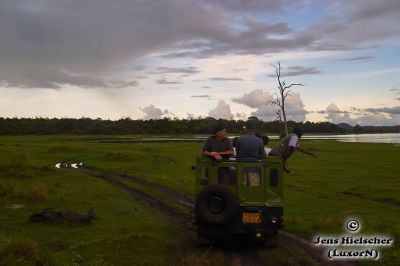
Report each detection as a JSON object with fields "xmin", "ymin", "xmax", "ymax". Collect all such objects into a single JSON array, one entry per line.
[
  {"xmin": 0, "ymin": 117, "xmax": 398, "ymax": 135},
  {"xmin": 0, "ymin": 117, "xmax": 340, "ymax": 135}
]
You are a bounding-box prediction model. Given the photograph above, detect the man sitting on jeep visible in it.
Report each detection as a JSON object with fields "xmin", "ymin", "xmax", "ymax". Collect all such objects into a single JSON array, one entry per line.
[
  {"xmin": 202, "ymin": 125, "xmax": 234, "ymax": 161},
  {"xmin": 236, "ymin": 122, "xmax": 266, "ymax": 160}
]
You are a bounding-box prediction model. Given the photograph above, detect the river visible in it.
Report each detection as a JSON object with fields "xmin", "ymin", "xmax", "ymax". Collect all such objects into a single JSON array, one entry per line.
[
  {"xmin": 298, "ymin": 133, "xmax": 400, "ymax": 144},
  {"xmin": 96, "ymin": 133, "xmax": 400, "ymax": 144}
]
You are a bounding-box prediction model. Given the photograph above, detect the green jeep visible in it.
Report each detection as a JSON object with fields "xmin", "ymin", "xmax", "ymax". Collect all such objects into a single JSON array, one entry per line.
[{"xmin": 194, "ymin": 156, "xmax": 284, "ymax": 246}]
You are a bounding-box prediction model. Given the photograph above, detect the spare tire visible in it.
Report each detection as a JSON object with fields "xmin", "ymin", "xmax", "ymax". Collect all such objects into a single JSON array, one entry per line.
[{"xmin": 195, "ymin": 185, "xmax": 238, "ymax": 225}]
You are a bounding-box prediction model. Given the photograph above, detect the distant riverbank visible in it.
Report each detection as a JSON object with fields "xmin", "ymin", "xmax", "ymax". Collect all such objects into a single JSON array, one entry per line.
[{"xmin": 91, "ymin": 133, "xmax": 400, "ymax": 144}]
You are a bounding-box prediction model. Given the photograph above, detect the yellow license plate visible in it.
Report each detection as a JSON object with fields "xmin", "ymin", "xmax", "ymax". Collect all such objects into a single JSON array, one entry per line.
[{"xmin": 242, "ymin": 212, "xmax": 262, "ymax": 224}]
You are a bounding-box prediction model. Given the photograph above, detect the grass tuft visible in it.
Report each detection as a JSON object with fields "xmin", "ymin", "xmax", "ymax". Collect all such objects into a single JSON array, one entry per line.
[
  {"xmin": 26, "ymin": 185, "xmax": 47, "ymax": 202},
  {"xmin": 311, "ymin": 216, "xmax": 340, "ymax": 232},
  {"xmin": 0, "ymin": 235, "xmax": 55, "ymax": 266},
  {"xmin": 0, "ymin": 182, "xmax": 18, "ymax": 196}
]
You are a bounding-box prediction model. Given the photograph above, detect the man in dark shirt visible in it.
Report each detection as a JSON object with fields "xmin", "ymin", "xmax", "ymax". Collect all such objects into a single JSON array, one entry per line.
[
  {"xmin": 236, "ymin": 122, "xmax": 266, "ymax": 160},
  {"xmin": 202, "ymin": 125, "xmax": 234, "ymax": 160}
]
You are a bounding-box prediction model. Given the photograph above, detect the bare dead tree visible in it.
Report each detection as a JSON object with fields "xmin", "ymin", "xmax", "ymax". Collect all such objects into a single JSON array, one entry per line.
[
  {"xmin": 270, "ymin": 62, "xmax": 304, "ymax": 136},
  {"xmin": 275, "ymin": 109, "xmax": 282, "ymax": 122}
]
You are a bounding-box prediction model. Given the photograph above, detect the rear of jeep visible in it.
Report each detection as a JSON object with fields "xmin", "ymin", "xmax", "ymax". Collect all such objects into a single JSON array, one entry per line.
[{"xmin": 194, "ymin": 156, "xmax": 284, "ymax": 245}]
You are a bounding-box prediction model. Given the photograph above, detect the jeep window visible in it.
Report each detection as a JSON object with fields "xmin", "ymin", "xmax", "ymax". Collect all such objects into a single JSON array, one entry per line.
[
  {"xmin": 218, "ymin": 167, "xmax": 237, "ymax": 185},
  {"xmin": 202, "ymin": 167, "xmax": 209, "ymax": 178},
  {"xmin": 242, "ymin": 167, "xmax": 261, "ymax": 187},
  {"xmin": 269, "ymin": 168, "xmax": 279, "ymax": 187}
]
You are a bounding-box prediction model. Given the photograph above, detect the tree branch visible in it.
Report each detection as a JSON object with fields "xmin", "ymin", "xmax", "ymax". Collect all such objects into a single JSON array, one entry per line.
[{"xmin": 284, "ymin": 83, "xmax": 304, "ymax": 89}]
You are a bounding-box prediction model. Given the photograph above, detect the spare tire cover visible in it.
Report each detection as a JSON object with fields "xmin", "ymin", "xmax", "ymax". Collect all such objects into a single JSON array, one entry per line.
[{"xmin": 195, "ymin": 185, "xmax": 238, "ymax": 225}]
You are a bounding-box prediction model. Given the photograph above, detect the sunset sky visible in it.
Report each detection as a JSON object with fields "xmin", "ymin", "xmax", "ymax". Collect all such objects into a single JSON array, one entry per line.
[{"xmin": 1, "ymin": 0, "xmax": 400, "ymax": 125}]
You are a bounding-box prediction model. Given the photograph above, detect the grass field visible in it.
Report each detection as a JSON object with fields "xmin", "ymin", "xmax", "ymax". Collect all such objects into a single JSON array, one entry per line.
[{"xmin": 0, "ymin": 135, "xmax": 399, "ymax": 265}]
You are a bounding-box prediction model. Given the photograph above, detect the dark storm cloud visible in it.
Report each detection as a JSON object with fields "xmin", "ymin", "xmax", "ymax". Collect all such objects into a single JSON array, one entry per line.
[
  {"xmin": 364, "ymin": 107, "xmax": 400, "ymax": 115},
  {"xmin": 0, "ymin": 0, "xmax": 230, "ymax": 88},
  {"xmin": 267, "ymin": 66, "xmax": 321, "ymax": 77},
  {"xmin": 150, "ymin": 67, "xmax": 201, "ymax": 74},
  {"xmin": 161, "ymin": 24, "xmax": 314, "ymax": 58},
  {"xmin": 336, "ymin": 56, "xmax": 376, "ymax": 62},
  {"xmin": 210, "ymin": 77, "xmax": 244, "ymax": 81},
  {"xmin": 1, "ymin": 0, "xmax": 400, "ymax": 89},
  {"xmin": 308, "ymin": 0, "xmax": 400, "ymax": 51},
  {"xmin": 204, "ymin": 0, "xmax": 298, "ymax": 13},
  {"xmin": 190, "ymin": 95, "xmax": 210, "ymax": 98},
  {"xmin": 155, "ymin": 78, "xmax": 182, "ymax": 85}
]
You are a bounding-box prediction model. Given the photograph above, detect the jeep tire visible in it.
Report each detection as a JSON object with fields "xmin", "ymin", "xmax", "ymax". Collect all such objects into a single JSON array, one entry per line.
[{"xmin": 195, "ymin": 185, "xmax": 238, "ymax": 225}]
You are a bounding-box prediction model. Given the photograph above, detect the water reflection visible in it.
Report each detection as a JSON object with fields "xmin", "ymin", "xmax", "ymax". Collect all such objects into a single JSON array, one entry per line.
[
  {"xmin": 96, "ymin": 133, "xmax": 400, "ymax": 144},
  {"xmin": 299, "ymin": 133, "xmax": 400, "ymax": 143}
]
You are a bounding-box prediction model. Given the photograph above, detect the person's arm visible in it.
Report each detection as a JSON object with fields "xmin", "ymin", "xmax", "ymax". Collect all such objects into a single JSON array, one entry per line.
[
  {"xmin": 201, "ymin": 139, "xmax": 219, "ymax": 159},
  {"xmin": 202, "ymin": 150, "xmax": 223, "ymax": 160},
  {"xmin": 259, "ymin": 141, "xmax": 266, "ymax": 159},
  {"xmin": 296, "ymin": 145, "xmax": 317, "ymax": 158},
  {"xmin": 218, "ymin": 150, "xmax": 234, "ymax": 156},
  {"xmin": 221, "ymin": 138, "xmax": 234, "ymax": 156},
  {"xmin": 201, "ymin": 138, "xmax": 231, "ymax": 161}
]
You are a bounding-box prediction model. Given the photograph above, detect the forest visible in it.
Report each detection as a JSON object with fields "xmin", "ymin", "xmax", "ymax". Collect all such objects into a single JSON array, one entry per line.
[{"xmin": 0, "ymin": 117, "xmax": 399, "ymax": 135}]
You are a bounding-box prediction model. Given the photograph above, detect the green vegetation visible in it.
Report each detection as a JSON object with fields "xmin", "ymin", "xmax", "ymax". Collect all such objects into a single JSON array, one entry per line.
[
  {"xmin": 0, "ymin": 135, "xmax": 399, "ymax": 265},
  {"xmin": 0, "ymin": 117, "xmax": 349, "ymax": 135}
]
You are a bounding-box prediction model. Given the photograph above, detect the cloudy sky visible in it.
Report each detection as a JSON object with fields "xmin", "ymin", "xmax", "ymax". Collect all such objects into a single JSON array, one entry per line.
[{"xmin": 1, "ymin": 0, "xmax": 400, "ymax": 125}]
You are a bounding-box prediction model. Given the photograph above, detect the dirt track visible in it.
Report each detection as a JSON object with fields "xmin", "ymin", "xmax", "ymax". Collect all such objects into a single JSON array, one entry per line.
[{"xmin": 78, "ymin": 166, "xmax": 356, "ymax": 266}]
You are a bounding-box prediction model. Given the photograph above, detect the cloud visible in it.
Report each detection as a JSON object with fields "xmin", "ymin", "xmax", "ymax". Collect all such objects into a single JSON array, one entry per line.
[
  {"xmin": 267, "ymin": 66, "xmax": 321, "ymax": 77},
  {"xmin": 203, "ymin": 0, "xmax": 298, "ymax": 13},
  {"xmin": 186, "ymin": 113, "xmax": 195, "ymax": 119},
  {"xmin": 156, "ymin": 78, "xmax": 181, "ymax": 85},
  {"xmin": 364, "ymin": 106, "xmax": 400, "ymax": 115},
  {"xmin": 336, "ymin": 56, "xmax": 376, "ymax": 62},
  {"xmin": 191, "ymin": 95, "xmax": 210, "ymax": 98},
  {"xmin": 150, "ymin": 67, "xmax": 201, "ymax": 74},
  {"xmin": 208, "ymin": 100, "xmax": 234, "ymax": 119},
  {"xmin": 0, "ymin": 0, "xmax": 233, "ymax": 88},
  {"xmin": 232, "ymin": 89, "xmax": 308, "ymax": 121},
  {"xmin": 235, "ymin": 112, "xmax": 249, "ymax": 120},
  {"xmin": 325, "ymin": 103, "xmax": 400, "ymax": 126},
  {"xmin": 140, "ymin": 104, "xmax": 170, "ymax": 120},
  {"xmin": 210, "ymin": 77, "xmax": 244, "ymax": 81},
  {"xmin": 2, "ymin": 0, "xmax": 400, "ymax": 89},
  {"xmin": 325, "ymin": 103, "xmax": 354, "ymax": 124},
  {"xmin": 307, "ymin": 0, "xmax": 400, "ymax": 51}
]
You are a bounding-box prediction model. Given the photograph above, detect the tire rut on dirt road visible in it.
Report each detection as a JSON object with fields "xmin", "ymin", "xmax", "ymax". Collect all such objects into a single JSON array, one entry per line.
[
  {"xmin": 279, "ymin": 231, "xmax": 357, "ymax": 266},
  {"xmin": 84, "ymin": 166, "xmax": 195, "ymax": 208},
  {"xmin": 79, "ymin": 167, "xmax": 193, "ymax": 229}
]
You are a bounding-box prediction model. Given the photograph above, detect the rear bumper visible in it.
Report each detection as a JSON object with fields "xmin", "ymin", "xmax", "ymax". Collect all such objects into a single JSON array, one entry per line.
[{"xmin": 196, "ymin": 206, "xmax": 284, "ymax": 238}]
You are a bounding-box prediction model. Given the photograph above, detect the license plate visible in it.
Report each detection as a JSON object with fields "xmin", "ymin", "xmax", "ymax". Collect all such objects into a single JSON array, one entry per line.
[{"xmin": 242, "ymin": 212, "xmax": 262, "ymax": 224}]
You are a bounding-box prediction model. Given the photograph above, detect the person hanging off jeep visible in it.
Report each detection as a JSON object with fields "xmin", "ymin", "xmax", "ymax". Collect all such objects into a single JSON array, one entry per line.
[
  {"xmin": 269, "ymin": 127, "xmax": 317, "ymax": 173},
  {"xmin": 202, "ymin": 125, "xmax": 234, "ymax": 161}
]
